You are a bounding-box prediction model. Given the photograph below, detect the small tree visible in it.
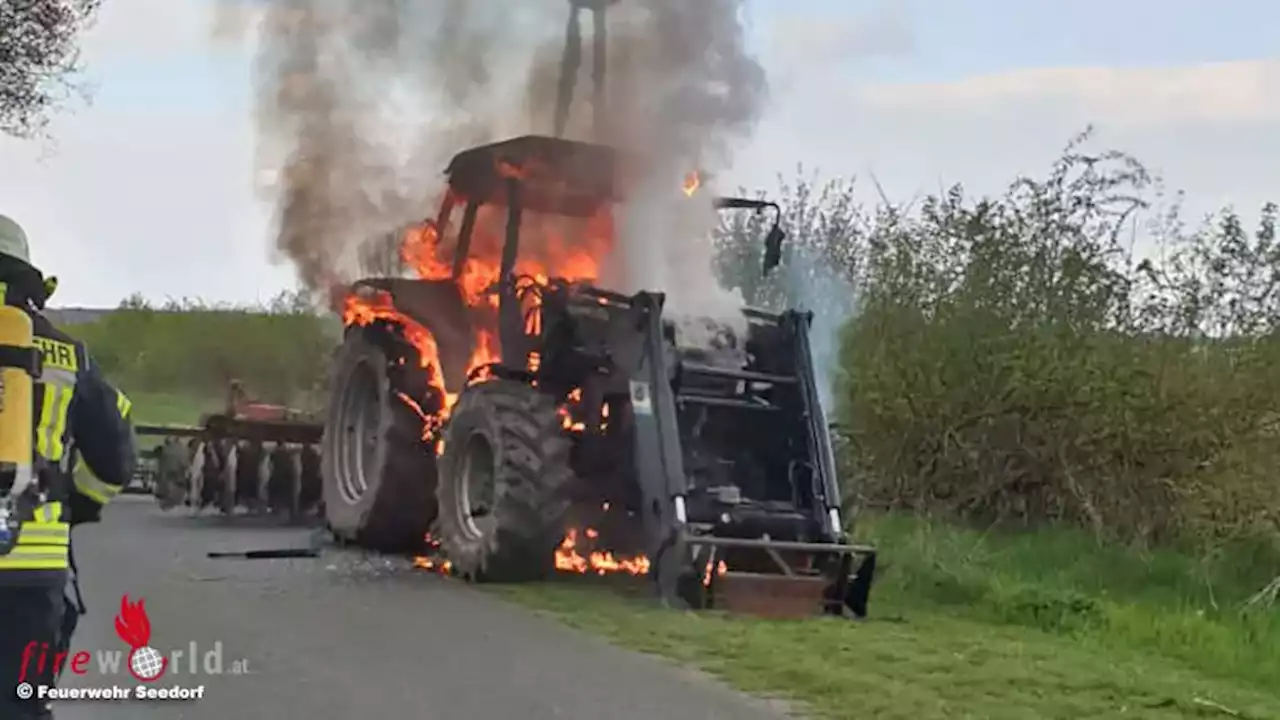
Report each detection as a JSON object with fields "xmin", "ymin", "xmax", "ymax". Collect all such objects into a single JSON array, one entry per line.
[
  {"xmin": 712, "ymin": 170, "xmax": 866, "ymax": 412},
  {"xmin": 0, "ymin": 0, "xmax": 102, "ymax": 138}
]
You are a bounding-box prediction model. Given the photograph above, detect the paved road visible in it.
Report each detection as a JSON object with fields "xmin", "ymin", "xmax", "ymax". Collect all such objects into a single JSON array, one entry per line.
[{"xmin": 50, "ymin": 496, "xmax": 791, "ymax": 719}]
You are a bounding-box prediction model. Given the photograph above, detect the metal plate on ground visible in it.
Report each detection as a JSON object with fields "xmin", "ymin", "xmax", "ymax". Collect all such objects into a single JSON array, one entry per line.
[{"xmin": 713, "ymin": 572, "xmax": 828, "ymax": 619}]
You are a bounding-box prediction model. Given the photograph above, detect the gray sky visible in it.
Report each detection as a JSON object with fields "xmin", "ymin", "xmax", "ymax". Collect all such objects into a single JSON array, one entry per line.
[{"xmin": 1, "ymin": 0, "xmax": 1276, "ymax": 308}]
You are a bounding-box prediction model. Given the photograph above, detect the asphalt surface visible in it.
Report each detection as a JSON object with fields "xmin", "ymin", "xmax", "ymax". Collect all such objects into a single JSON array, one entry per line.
[{"xmin": 51, "ymin": 496, "xmax": 792, "ymax": 719}]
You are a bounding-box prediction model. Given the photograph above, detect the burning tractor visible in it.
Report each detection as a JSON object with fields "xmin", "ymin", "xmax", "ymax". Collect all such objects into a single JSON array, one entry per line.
[
  {"xmin": 324, "ymin": 134, "xmax": 878, "ymax": 617},
  {"xmin": 136, "ymin": 380, "xmax": 324, "ymax": 520}
]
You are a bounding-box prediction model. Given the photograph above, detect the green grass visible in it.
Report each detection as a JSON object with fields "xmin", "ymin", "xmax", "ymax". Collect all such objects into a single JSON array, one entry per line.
[
  {"xmin": 496, "ymin": 582, "xmax": 1279, "ymax": 720},
  {"xmin": 124, "ymin": 392, "xmax": 221, "ymax": 457},
  {"xmin": 492, "ymin": 517, "xmax": 1280, "ymax": 719},
  {"xmin": 129, "ymin": 391, "xmax": 221, "ymax": 426},
  {"xmin": 75, "ymin": 303, "xmax": 333, "ymax": 405},
  {"xmin": 854, "ymin": 515, "xmax": 1280, "ymax": 690}
]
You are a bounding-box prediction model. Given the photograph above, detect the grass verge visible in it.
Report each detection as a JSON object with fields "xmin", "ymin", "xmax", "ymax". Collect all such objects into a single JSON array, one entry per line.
[
  {"xmin": 494, "ymin": 517, "xmax": 1280, "ymax": 720},
  {"xmin": 496, "ymin": 582, "xmax": 1279, "ymax": 720},
  {"xmin": 129, "ymin": 391, "xmax": 221, "ymax": 426}
]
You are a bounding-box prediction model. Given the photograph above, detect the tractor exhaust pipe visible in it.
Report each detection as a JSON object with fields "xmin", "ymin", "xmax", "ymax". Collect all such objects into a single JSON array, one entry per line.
[{"xmin": 555, "ymin": 0, "xmax": 612, "ymax": 141}]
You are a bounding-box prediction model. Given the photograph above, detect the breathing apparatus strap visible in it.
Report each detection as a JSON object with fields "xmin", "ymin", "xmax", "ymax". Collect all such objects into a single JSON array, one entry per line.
[{"xmin": 0, "ymin": 344, "xmax": 41, "ymax": 375}]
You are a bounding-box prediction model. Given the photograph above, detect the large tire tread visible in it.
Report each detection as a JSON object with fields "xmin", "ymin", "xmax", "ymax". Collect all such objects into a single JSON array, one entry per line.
[
  {"xmin": 321, "ymin": 328, "xmax": 438, "ymax": 552},
  {"xmin": 436, "ymin": 379, "xmax": 574, "ymax": 582}
]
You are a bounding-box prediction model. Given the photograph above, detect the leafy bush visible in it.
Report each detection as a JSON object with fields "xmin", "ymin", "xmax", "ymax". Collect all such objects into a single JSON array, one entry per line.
[
  {"xmin": 854, "ymin": 513, "xmax": 1280, "ymax": 689},
  {"xmin": 71, "ymin": 291, "xmax": 338, "ymax": 407},
  {"xmin": 714, "ymin": 128, "xmax": 1280, "ymax": 552}
]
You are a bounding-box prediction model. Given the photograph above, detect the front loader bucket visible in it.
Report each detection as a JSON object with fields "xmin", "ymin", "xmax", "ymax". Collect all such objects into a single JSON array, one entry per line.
[
  {"xmin": 713, "ymin": 573, "xmax": 831, "ymax": 619},
  {"xmin": 679, "ymin": 535, "xmax": 878, "ymax": 620}
]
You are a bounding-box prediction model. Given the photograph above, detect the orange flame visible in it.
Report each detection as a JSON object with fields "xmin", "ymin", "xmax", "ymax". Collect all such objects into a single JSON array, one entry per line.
[
  {"xmin": 703, "ymin": 559, "xmax": 729, "ymax": 586},
  {"xmin": 414, "ymin": 556, "xmax": 453, "ymax": 574},
  {"xmin": 682, "ymin": 170, "xmax": 701, "ymax": 197},
  {"xmin": 414, "ymin": 533, "xmax": 453, "ymax": 574},
  {"xmin": 342, "ymin": 194, "xmax": 611, "ymax": 444},
  {"xmin": 554, "ymin": 528, "xmax": 650, "ymax": 576}
]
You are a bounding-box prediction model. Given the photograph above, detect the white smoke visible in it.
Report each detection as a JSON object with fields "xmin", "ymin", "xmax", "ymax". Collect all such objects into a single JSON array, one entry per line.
[{"xmin": 786, "ymin": 247, "xmax": 858, "ymax": 413}]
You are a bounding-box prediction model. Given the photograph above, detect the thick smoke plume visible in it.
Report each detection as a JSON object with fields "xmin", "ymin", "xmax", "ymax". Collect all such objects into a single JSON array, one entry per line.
[{"xmin": 228, "ymin": 0, "xmax": 767, "ymax": 318}]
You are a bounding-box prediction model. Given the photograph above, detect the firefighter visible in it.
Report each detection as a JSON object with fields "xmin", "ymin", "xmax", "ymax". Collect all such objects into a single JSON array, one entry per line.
[{"xmin": 0, "ymin": 214, "xmax": 136, "ymax": 719}]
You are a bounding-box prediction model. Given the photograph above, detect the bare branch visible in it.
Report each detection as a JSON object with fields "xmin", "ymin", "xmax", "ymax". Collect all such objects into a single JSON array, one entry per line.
[{"xmin": 0, "ymin": 0, "xmax": 102, "ymax": 138}]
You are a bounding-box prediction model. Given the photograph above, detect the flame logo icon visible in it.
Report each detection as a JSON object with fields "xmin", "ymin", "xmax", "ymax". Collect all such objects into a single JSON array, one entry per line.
[{"xmin": 114, "ymin": 595, "xmax": 168, "ymax": 682}]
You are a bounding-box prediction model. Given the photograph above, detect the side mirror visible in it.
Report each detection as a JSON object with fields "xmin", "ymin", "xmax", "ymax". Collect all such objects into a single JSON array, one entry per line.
[
  {"xmin": 44, "ymin": 276, "xmax": 57, "ymax": 300},
  {"xmin": 762, "ymin": 224, "xmax": 785, "ymax": 275},
  {"xmin": 711, "ymin": 195, "xmax": 786, "ymax": 275}
]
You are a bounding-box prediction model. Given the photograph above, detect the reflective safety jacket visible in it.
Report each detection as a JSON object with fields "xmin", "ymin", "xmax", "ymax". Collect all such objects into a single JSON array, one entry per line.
[{"xmin": 0, "ymin": 287, "xmax": 136, "ymax": 585}]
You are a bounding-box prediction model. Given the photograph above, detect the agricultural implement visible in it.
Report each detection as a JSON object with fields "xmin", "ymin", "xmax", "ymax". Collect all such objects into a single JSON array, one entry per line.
[
  {"xmin": 135, "ymin": 381, "xmax": 324, "ymax": 521},
  {"xmin": 321, "ymin": 0, "xmax": 877, "ymax": 620}
]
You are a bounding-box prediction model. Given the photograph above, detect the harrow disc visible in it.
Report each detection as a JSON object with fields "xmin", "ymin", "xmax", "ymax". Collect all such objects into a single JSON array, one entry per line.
[
  {"xmin": 152, "ymin": 437, "xmax": 323, "ymax": 523},
  {"xmin": 153, "ymin": 437, "xmax": 189, "ymax": 510},
  {"xmin": 265, "ymin": 443, "xmax": 298, "ymax": 515}
]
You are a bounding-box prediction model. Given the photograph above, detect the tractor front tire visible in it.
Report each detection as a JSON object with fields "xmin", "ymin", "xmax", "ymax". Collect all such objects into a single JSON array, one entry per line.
[
  {"xmin": 435, "ymin": 379, "xmax": 574, "ymax": 582},
  {"xmin": 322, "ymin": 328, "xmax": 438, "ymax": 552}
]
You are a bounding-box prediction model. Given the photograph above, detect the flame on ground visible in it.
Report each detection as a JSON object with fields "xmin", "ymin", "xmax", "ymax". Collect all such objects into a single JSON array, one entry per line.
[
  {"xmin": 555, "ymin": 528, "xmax": 650, "ymax": 576},
  {"xmin": 414, "ymin": 532, "xmax": 452, "ymax": 574},
  {"xmin": 416, "ymin": 522, "xmax": 727, "ymax": 582},
  {"xmin": 414, "ymin": 556, "xmax": 452, "ymax": 574}
]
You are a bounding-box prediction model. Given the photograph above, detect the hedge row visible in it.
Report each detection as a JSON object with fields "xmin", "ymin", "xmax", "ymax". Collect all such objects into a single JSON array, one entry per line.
[
  {"xmin": 715, "ymin": 129, "xmax": 1280, "ymax": 549},
  {"xmin": 70, "ymin": 293, "xmax": 337, "ymax": 407}
]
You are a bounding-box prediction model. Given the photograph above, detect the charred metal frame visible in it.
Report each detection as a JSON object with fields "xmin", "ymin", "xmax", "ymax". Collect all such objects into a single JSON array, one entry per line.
[{"xmin": 426, "ymin": 136, "xmax": 877, "ymax": 617}]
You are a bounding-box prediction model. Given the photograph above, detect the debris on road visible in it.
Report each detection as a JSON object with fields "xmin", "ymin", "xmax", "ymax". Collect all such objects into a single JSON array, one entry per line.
[{"xmin": 207, "ymin": 548, "xmax": 320, "ymax": 560}]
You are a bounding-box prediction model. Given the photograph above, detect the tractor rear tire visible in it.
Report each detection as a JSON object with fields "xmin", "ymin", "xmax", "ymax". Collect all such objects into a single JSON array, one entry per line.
[
  {"xmin": 322, "ymin": 328, "xmax": 437, "ymax": 552},
  {"xmin": 435, "ymin": 379, "xmax": 574, "ymax": 582}
]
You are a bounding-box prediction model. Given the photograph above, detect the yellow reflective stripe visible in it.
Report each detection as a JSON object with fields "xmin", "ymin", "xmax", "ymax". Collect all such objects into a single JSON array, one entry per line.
[
  {"xmin": 16, "ymin": 528, "xmax": 70, "ymax": 546},
  {"xmin": 74, "ymin": 472, "xmax": 121, "ymax": 505},
  {"xmin": 116, "ymin": 389, "xmax": 131, "ymax": 419},
  {"xmin": 36, "ymin": 501, "xmax": 63, "ymax": 523},
  {"xmin": 35, "ymin": 384, "xmax": 57, "ymax": 458},
  {"xmin": 0, "ymin": 544, "xmax": 69, "ymax": 570},
  {"xmin": 11, "ymin": 503, "xmax": 71, "ymax": 547},
  {"xmin": 50, "ymin": 383, "xmax": 73, "ymax": 459},
  {"xmin": 35, "ymin": 381, "xmax": 74, "ymax": 462},
  {"xmin": 0, "ymin": 549, "xmax": 69, "ymax": 570}
]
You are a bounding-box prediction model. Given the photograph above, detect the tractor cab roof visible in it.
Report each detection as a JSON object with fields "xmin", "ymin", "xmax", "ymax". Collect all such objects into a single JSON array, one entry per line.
[{"xmin": 444, "ymin": 135, "xmax": 621, "ymax": 218}]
